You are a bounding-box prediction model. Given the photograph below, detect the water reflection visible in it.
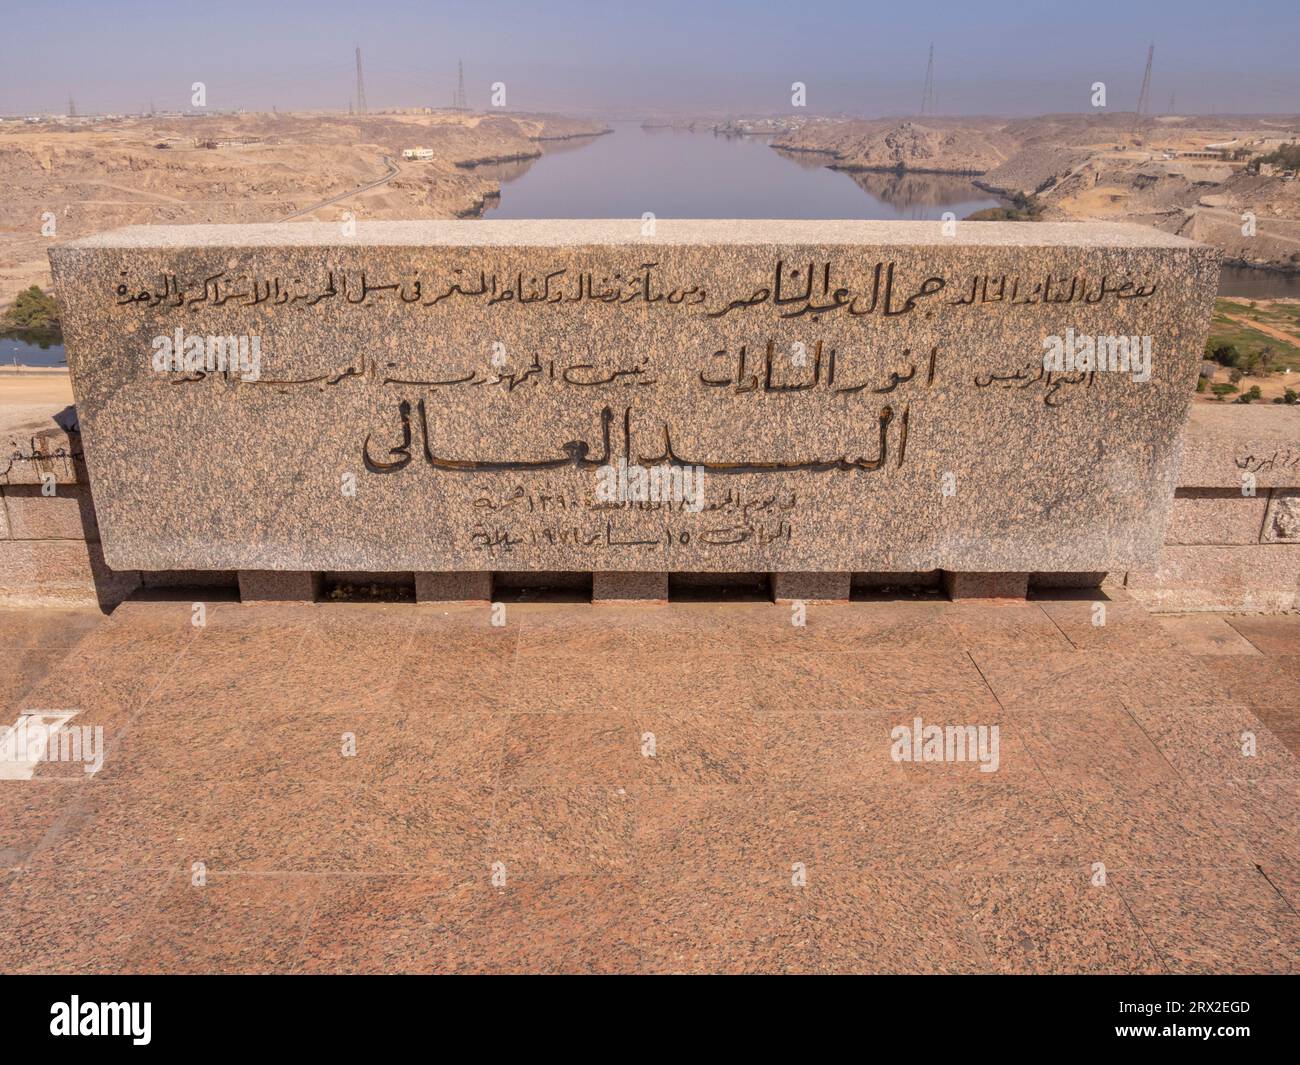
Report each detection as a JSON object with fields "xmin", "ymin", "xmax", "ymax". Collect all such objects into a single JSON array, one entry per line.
[
  {"xmin": 842, "ymin": 169, "xmax": 1001, "ymax": 213},
  {"xmin": 482, "ymin": 121, "xmax": 1003, "ymax": 221}
]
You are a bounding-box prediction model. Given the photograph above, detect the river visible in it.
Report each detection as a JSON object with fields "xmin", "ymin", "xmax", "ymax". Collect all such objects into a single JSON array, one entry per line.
[
  {"xmin": 3, "ymin": 124, "xmax": 1292, "ymax": 369},
  {"xmin": 480, "ymin": 121, "xmax": 1001, "ymax": 220},
  {"xmin": 481, "ymin": 121, "xmax": 1296, "ymax": 299}
]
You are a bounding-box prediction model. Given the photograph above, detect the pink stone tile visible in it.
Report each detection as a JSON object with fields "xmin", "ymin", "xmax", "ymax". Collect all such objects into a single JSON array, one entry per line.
[
  {"xmin": 955, "ymin": 869, "xmax": 1163, "ymax": 974},
  {"xmin": 1126, "ymin": 704, "xmax": 1300, "ymax": 783},
  {"xmin": 1225, "ymin": 614, "xmax": 1300, "ymax": 656},
  {"xmin": 488, "ymin": 785, "xmax": 637, "ymax": 877},
  {"xmin": 0, "ymin": 780, "xmax": 87, "ymax": 868},
  {"xmin": 1199, "ymin": 655, "xmax": 1300, "ymax": 711},
  {"xmin": 637, "ymin": 868, "xmax": 819, "ymax": 974},
  {"xmin": 635, "ymin": 775, "xmax": 1080, "ymax": 876},
  {"xmin": 972, "ymin": 649, "xmax": 1232, "ymax": 713},
  {"xmin": 0, "ymin": 645, "xmax": 71, "ymax": 716},
  {"xmin": 1206, "ymin": 778, "xmax": 1300, "ymax": 869},
  {"xmin": 0, "ymin": 606, "xmax": 101, "ymax": 650},
  {"xmin": 0, "ymin": 866, "xmax": 171, "ymax": 973},
  {"xmin": 26, "ymin": 779, "xmax": 206, "ymax": 871},
  {"xmin": 389, "ymin": 646, "xmax": 518, "ymax": 715},
  {"xmin": 1063, "ymin": 779, "xmax": 1258, "ymax": 872},
  {"xmin": 144, "ymin": 620, "xmax": 311, "ymax": 709},
  {"xmin": 448, "ymin": 875, "xmax": 644, "ymax": 974},
  {"xmin": 1157, "ymin": 615, "xmax": 1263, "ymax": 656},
  {"xmin": 796, "ymin": 871, "xmax": 990, "ymax": 974},
  {"xmin": 197, "ymin": 782, "xmax": 494, "ymax": 874},
  {"xmin": 645, "ymin": 709, "xmax": 807, "ymax": 785},
  {"xmin": 750, "ymin": 652, "xmax": 999, "ymax": 715},
  {"xmin": 762, "ymin": 601, "xmax": 965, "ymax": 655},
  {"xmin": 1116, "ymin": 867, "xmax": 1300, "ymax": 974},
  {"xmin": 939, "ymin": 602, "xmax": 1074, "ymax": 655},
  {"xmin": 508, "ymin": 652, "xmax": 758, "ymax": 714},
  {"xmin": 498, "ymin": 714, "xmax": 648, "ymax": 785},
  {"xmin": 18, "ymin": 619, "xmax": 196, "ymax": 723},
  {"xmin": 100, "ymin": 706, "xmax": 509, "ymax": 787},
  {"xmin": 120, "ymin": 872, "xmax": 324, "ymax": 974},
  {"xmin": 1017, "ymin": 700, "xmax": 1178, "ymax": 794},
  {"xmin": 1034, "ymin": 597, "xmax": 1179, "ymax": 653}
]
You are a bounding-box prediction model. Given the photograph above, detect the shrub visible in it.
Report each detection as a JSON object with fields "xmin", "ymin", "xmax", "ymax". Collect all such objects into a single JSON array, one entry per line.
[{"xmin": 2, "ymin": 285, "xmax": 60, "ymax": 329}]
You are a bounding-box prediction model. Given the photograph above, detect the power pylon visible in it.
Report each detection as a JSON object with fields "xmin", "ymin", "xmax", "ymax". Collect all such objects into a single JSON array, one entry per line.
[
  {"xmin": 67, "ymin": 95, "xmax": 76, "ymax": 118},
  {"xmin": 1136, "ymin": 44, "xmax": 1154, "ymax": 116},
  {"xmin": 355, "ymin": 45, "xmax": 368, "ymax": 115},
  {"xmin": 920, "ymin": 44, "xmax": 935, "ymax": 117},
  {"xmin": 453, "ymin": 59, "xmax": 468, "ymax": 111}
]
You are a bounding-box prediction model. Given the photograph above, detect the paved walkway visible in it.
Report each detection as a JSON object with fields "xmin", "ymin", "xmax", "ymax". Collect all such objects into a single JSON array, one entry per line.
[{"xmin": 1, "ymin": 594, "xmax": 1297, "ymax": 974}]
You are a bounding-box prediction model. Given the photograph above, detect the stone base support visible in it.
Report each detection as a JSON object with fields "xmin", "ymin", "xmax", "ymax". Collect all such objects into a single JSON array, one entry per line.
[
  {"xmin": 415, "ymin": 571, "xmax": 493, "ymax": 602},
  {"xmin": 942, "ymin": 571, "xmax": 1029, "ymax": 600},
  {"xmin": 238, "ymin": 570, "xmax": 321, "ymax": 604},
  {"xmin": 593, "ymin": 571, "xmax": 668, "ymax": 602},
  {"xmin": 770, "ymin": 571, "xmax": 851, "ymax": 603}
]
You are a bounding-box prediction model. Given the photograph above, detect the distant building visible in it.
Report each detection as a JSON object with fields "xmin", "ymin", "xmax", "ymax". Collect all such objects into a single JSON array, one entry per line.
[{"xmin": 402, "ymin": 147, "xmax": 434, "ymax": 161}]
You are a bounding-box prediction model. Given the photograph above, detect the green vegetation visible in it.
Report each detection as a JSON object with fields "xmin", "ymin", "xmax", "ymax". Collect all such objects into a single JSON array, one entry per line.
[
  {"xmin": 1258, "ymin": 143, "xmax": 1300, "ymax": 170},
  {"xmin": 3, "ymin": 285, "xmax": 60, "ymax": 328},
  {"xmin": 1, "ymin": 285, "xmax": 62, "ymax": 344},
  {"xmin": 1274, "ymin": 389, "xmax": 1299, "ymax": 405},
  {"xmin": 1210, "ymin": 382, "xmax": 1239, "ymax": 399},
  {"xmin": 964, "ymin": 192, "xmax": 1046, "ymax": 222},
  {"xmin": 1206, "ymin": 298, "xmax": 1300, "ymax": 375},
  {"xmin": 1236, "ymin": 385, "xmax": 1263, "ymax": 404}
]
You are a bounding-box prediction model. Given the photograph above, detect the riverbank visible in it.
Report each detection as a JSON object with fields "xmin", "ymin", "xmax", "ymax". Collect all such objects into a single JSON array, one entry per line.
[
  {"xmin": 767, "ymin": 112, "xmax": 1300, "ymax": 275},
  {"xmin": 0, "ymin": 110, "xmax": 609, "ymax": 304}
]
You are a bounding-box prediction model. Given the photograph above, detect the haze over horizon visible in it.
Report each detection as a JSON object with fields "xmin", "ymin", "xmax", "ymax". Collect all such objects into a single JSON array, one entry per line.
[{"xmin": 3, "ymin": 0, "xmax": 1298, "ymax": 118}]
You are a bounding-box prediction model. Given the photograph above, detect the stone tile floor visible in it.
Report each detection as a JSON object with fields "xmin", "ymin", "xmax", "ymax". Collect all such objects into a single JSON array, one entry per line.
[{"xmin": 0, "ymin": 593, "xmax": 1297, "ymax": 974}]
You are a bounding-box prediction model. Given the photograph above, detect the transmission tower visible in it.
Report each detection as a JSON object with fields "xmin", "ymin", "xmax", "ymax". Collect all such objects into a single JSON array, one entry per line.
[
  {"xmin": 453, "ymin": 59, "xmax": 468, "ymax": 111},
  {"xmin": 1136, "ymin": 44, "xmax": 1154, "ymax": 116},
  {"xmin": 919, "ymin": 44, "xmax": 935, "ymax": 117},
  {"xmin": 67, "ymin": 95, "xmax": 76, "ymax": 118},
  {"xmin": 355, "ymin": 45, "xmax": 368, "ymax": 114}
]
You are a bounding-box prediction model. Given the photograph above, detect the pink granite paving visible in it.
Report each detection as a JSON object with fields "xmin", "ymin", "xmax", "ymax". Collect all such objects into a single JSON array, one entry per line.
[{"xmin": 0, "ymin": 595, "xmax": 1297, "ymax": 974}]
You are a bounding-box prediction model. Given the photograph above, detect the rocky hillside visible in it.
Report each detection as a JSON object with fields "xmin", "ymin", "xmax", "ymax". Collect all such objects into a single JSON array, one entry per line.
[
  {"xmin": 0, "ymin": 111, "xmax": 609, "ymax": 303},
  {"xmin": 773, "ymin": 119, "xmax": 1016, "ymax": 174}
]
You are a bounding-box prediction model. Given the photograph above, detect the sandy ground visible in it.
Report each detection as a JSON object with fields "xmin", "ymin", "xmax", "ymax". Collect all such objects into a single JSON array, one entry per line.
[
  {"xmin": 775, "ymin": 112, "xmax": 1300, "ymax": 269},
  {"xmin": 0, "ymin": 373, "xmax": 73, "ymax": 408},
  {"xmin": 0, "ymin": 111, "xmax": 608, "ymax": 305}
]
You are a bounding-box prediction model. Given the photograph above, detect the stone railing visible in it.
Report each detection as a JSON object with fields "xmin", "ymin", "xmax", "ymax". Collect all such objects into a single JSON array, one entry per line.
[{"xmin": 5, "ymin": 402, "xmax": 1296, "ymax": 612}]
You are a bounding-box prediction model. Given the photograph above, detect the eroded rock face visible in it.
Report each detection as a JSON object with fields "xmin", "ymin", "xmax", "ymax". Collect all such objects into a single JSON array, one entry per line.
[
  {"xmin": 50, "ymin": 219, "xmax": 1217, "ymax": 575},
  {"xmin": 1264, "ymin": 489, "xmax": 1300, "ymax": 542}
]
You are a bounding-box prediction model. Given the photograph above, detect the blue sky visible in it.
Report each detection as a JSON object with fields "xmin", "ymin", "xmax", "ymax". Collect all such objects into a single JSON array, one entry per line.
[{"xmin": 4, "ymin": 0, "xmax": 1297, "ymax": 116}]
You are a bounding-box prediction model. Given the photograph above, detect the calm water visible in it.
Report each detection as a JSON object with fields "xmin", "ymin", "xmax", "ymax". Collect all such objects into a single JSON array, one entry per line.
[
  {"xmin": 1, "ymin": 333, "xmax": 65, "ymax": 368},
  {"xmin": 483, "ymin": 123, "xmax": 1298, "ymax": 297},
  {"xmin": 481, "ymin": 121, "xmax": 1002, "ymax": 220},
  {"xmin": 1218, "ymin": 264, "xmax": 1300, "ymax": 299},
  {"xmin": 0, "ymin": 128, "xmax": 1289, "ymax": 370}
]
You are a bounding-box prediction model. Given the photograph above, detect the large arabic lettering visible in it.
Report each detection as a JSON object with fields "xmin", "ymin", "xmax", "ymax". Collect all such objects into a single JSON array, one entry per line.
[
  {"xmin": 113, "ymin": 258, "xmax": 1158, "ymax": 320},
  {"xmin": 54, "ymin": 220, "xmax": 1215, "ymax": 575}
]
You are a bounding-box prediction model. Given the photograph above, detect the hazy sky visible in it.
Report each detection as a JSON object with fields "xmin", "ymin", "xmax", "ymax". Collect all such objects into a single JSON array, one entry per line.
[{"xmin": 4, "ymin": 0, "xmax": 1298, "ymax": 117}]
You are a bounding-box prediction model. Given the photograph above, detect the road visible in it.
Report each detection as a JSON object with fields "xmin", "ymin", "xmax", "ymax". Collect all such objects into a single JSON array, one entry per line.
[{"xmin": 280, "ymin": 154, "xmax": 399, "ymax": 221}]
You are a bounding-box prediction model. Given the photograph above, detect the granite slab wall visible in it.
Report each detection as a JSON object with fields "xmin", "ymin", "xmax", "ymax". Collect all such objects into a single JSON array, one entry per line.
[
  {"xmin": 1, "ymin": 401, "xmax": 1296, "ymax": 611},
  {"xmin": 48, "ymin": 220, "xmax": 1218, "ymax": 578},
  {"xmin": 1123, "ymin": 405, "xmax": 1300, "ymax": 612}
]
